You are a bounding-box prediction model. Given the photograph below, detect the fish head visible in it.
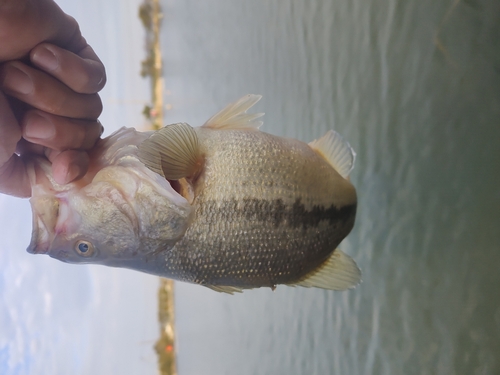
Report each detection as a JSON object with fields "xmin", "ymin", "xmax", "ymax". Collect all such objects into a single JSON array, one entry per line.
[
  {"xmin": 26, "ymin": 142, "xmax": 193, "ymax": 271},
  {"xmin": 28, "ymin": 182, "xmax": 140, "ymax": 265}
]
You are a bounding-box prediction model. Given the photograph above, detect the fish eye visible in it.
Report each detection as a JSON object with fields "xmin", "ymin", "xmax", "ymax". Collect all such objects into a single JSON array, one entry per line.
[{"xmin": 75, "ymin": 240, "xmax": 95, "ymax": 257}]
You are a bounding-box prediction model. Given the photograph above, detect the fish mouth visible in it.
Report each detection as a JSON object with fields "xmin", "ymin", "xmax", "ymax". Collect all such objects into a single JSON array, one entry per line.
[{"xmin": 27, "ymin": 196, "xmax": 59, "ymax": 255}]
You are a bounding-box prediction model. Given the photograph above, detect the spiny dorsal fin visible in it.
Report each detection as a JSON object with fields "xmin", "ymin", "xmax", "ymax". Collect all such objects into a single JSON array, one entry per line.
[
  {"xmin": 288, "ymin": 249, "xmax": 361, "ymax": 290},
  {"xmin": 308, "ymin": 130, "xmax": 356, "ymax": 179},
  {"xmin": 205, "ymin": 285, "xmax": 245, "ymax": 294},
  {"xmin": 202, "ymin": 94, "xmax": 264, "ymax": 130},
  {"xmin": 137, "ymin": 123, "xmax": 203, "ymax": 180}
]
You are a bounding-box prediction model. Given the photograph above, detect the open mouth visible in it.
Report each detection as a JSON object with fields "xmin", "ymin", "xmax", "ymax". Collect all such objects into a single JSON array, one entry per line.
[
  {"xmin": 168, "ymin": 177, "xmax": 194, "ymax": 204},
  {"xmin": 26, "ymin": 196, "xmax": 59, "ymax": 255}
]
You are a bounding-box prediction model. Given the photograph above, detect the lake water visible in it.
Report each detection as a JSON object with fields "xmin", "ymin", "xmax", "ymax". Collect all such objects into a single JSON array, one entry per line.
[
  {"xmin": 161, "ymin": 1, "xmax": 500, "ymax": 374},
  {"xmin": 1, "ymin": 0, "xmax": 499, "ymax": 374}
]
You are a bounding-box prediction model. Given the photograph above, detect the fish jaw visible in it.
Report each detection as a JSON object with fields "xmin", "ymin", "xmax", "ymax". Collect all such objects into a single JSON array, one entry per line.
[
  {"xmin": 27, "ymin": 195, "xmax": 60, "ymax": 255},
  {"xmin": 26, "ymin": 156, "xmax": 79, "ymax": 256},
  {"xmin": 27, "ymin": 191, "xmax": 82, "ymax": 256},
  {"xmin": 24, "ymin": 127, "xmax": 193, "ymax": 267}
]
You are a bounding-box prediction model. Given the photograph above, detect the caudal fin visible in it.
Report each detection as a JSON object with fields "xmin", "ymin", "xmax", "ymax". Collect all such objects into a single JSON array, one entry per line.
[{"xmin": 288, "ymin": 249, "xmax": 361, "ymax": 290}]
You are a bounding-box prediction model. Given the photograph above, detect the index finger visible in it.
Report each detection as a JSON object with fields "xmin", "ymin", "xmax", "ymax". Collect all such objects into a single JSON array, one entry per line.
[{"xmin": 30, "ymin": 43, "xmax": 106, "ymax": 94}]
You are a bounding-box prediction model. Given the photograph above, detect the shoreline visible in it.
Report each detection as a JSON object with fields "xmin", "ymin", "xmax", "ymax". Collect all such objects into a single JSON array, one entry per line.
[
  {"xmin": 138, "ymin": 1, "xmax": 177, "ymax": 375},
  {"xmin": 139, "ymin": 0, "xmax": 165, "ymax": 130}
]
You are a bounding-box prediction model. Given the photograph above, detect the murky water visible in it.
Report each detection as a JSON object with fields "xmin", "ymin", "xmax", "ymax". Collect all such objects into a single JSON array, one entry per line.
[{"xmin": 161, "ymin": 0, "xmax": 500, "ymax": 374}]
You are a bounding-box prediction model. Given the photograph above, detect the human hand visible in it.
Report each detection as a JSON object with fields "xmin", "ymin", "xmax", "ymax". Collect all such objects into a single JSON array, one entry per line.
[{"xmin": 0, "ymin": 0, "xmax": 106, "ymax": 197}]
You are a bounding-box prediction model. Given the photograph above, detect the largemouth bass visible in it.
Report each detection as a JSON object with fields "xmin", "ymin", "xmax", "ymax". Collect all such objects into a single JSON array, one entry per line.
[{"xmin": 27, "ymin": 95, "xmax": 360, "ymax": 293}]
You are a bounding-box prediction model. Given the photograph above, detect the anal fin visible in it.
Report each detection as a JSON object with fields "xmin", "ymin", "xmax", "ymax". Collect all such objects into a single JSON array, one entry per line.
[
  {"xmin": 288, "ymin": 249, "xmax": 361, "ymax": 290},
  {"xmin": 205, "ymin": 284, "xmax": 245, "ymax": 294}
]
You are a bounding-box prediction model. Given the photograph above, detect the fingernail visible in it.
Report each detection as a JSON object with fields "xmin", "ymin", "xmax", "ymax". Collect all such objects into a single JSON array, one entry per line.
[
  {"xmin": 2, "ymin": 65, "xmax": 34, "ymax": 95},
  {"xmin": 24, "ymin": 114, "xmax": 56, "ymax": 140},
  {"xmin": 65, "ymin": 164, "xmax": 82, "ymax": 184},
  {"xmin": 32, "ymin": 47, "xmax": 59, "ymax": 71}
]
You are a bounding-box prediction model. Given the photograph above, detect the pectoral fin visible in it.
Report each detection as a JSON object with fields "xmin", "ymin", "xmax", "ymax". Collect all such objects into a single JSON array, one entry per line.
[
  {"xmin": 288, "ymin": 249, "xmax": 361, "ymax": 290},
  {"xmin": 202, "ymin": 94, "xmax": 264, "ymax": 130},
  {"xmin": 308, "ymin": 130, "xmax": 356, "ymax": 179},
  {"xmin": 138, "ymin": 123, "xmax": 203, "ymax": 180}
]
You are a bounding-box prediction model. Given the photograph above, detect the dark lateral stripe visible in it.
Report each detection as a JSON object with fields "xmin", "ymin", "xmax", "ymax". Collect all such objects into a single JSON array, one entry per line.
[{"xmin": 200, "ymin": 198, "xmax": 357, "ymax": 230}]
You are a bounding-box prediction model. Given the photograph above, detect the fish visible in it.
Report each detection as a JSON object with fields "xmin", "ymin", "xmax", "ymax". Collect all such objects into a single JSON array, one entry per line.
[{"xmin": 26, "ymin": 94, "xmax": 360, "ymax": 293}]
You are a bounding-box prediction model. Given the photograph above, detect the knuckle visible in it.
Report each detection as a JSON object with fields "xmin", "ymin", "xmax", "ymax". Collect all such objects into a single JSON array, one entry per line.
[
  {"xmin": 72, "ymin": 60, "xmax": 106, "ymax": 94},
  {"xmin": 45, "ymin": 97, "xmax": 65, "ymax": 116},
  {"xmin": 73, "ymin": 125, "xmax": 88, "ymax": 149},
  {"xmin": 88, "ymin": 94, "xmax": 103, "ymax": 119},
  {"xmin": 85, "ymin": 63, "xmax": 106, "ymax": 94},
  {"xmin": 72, "ymin": 74, "xmax": 93, "ymax": 94},
  {"xmin": 95, "ymin": 67, "xmax": 107, "ymax": 91},
  {"xmin": 73, "ymin": 121, "xmax": 99, "ymax": 150}
]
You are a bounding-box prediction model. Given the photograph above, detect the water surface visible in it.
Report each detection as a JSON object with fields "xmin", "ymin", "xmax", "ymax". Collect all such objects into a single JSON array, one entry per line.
[{"xmin": 161, "ymin": 1, "xmax": 500, "ymax": 374}]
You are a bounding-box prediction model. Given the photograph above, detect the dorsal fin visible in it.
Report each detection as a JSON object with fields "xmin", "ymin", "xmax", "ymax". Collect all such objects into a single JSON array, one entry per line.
[
  {"xmin": 137, "ymin": 123, "xmax": 203, "ymax": 180},
  {"xmin": 308, "ymin": 130, "xmax": 356, "ymax": 179},
  {"xmin": 287, "ymin": 249, "xmax": 361, "ymax": 290},
  {"xmin": 202, "ymin": 94, "xmax": 264, "ymax": 130}
]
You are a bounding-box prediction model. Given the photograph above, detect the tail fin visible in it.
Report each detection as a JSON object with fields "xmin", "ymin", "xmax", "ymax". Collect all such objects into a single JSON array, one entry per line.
[{"xmin": 288, "ymin": 249, "xmax": 361, "ymax": 290}]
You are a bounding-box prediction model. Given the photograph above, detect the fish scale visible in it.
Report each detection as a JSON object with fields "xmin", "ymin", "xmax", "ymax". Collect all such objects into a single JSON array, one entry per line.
[
  {"xmin": 162, "ymin": 127, "xmax": 357, "ymax": 289},
  {"xmin": 26, "ymin": 95, "xmax": 361, "ymax": 293},
  {"xmin": 167, "ymin": 199, "xmax": 355, "ymax": 288}
]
